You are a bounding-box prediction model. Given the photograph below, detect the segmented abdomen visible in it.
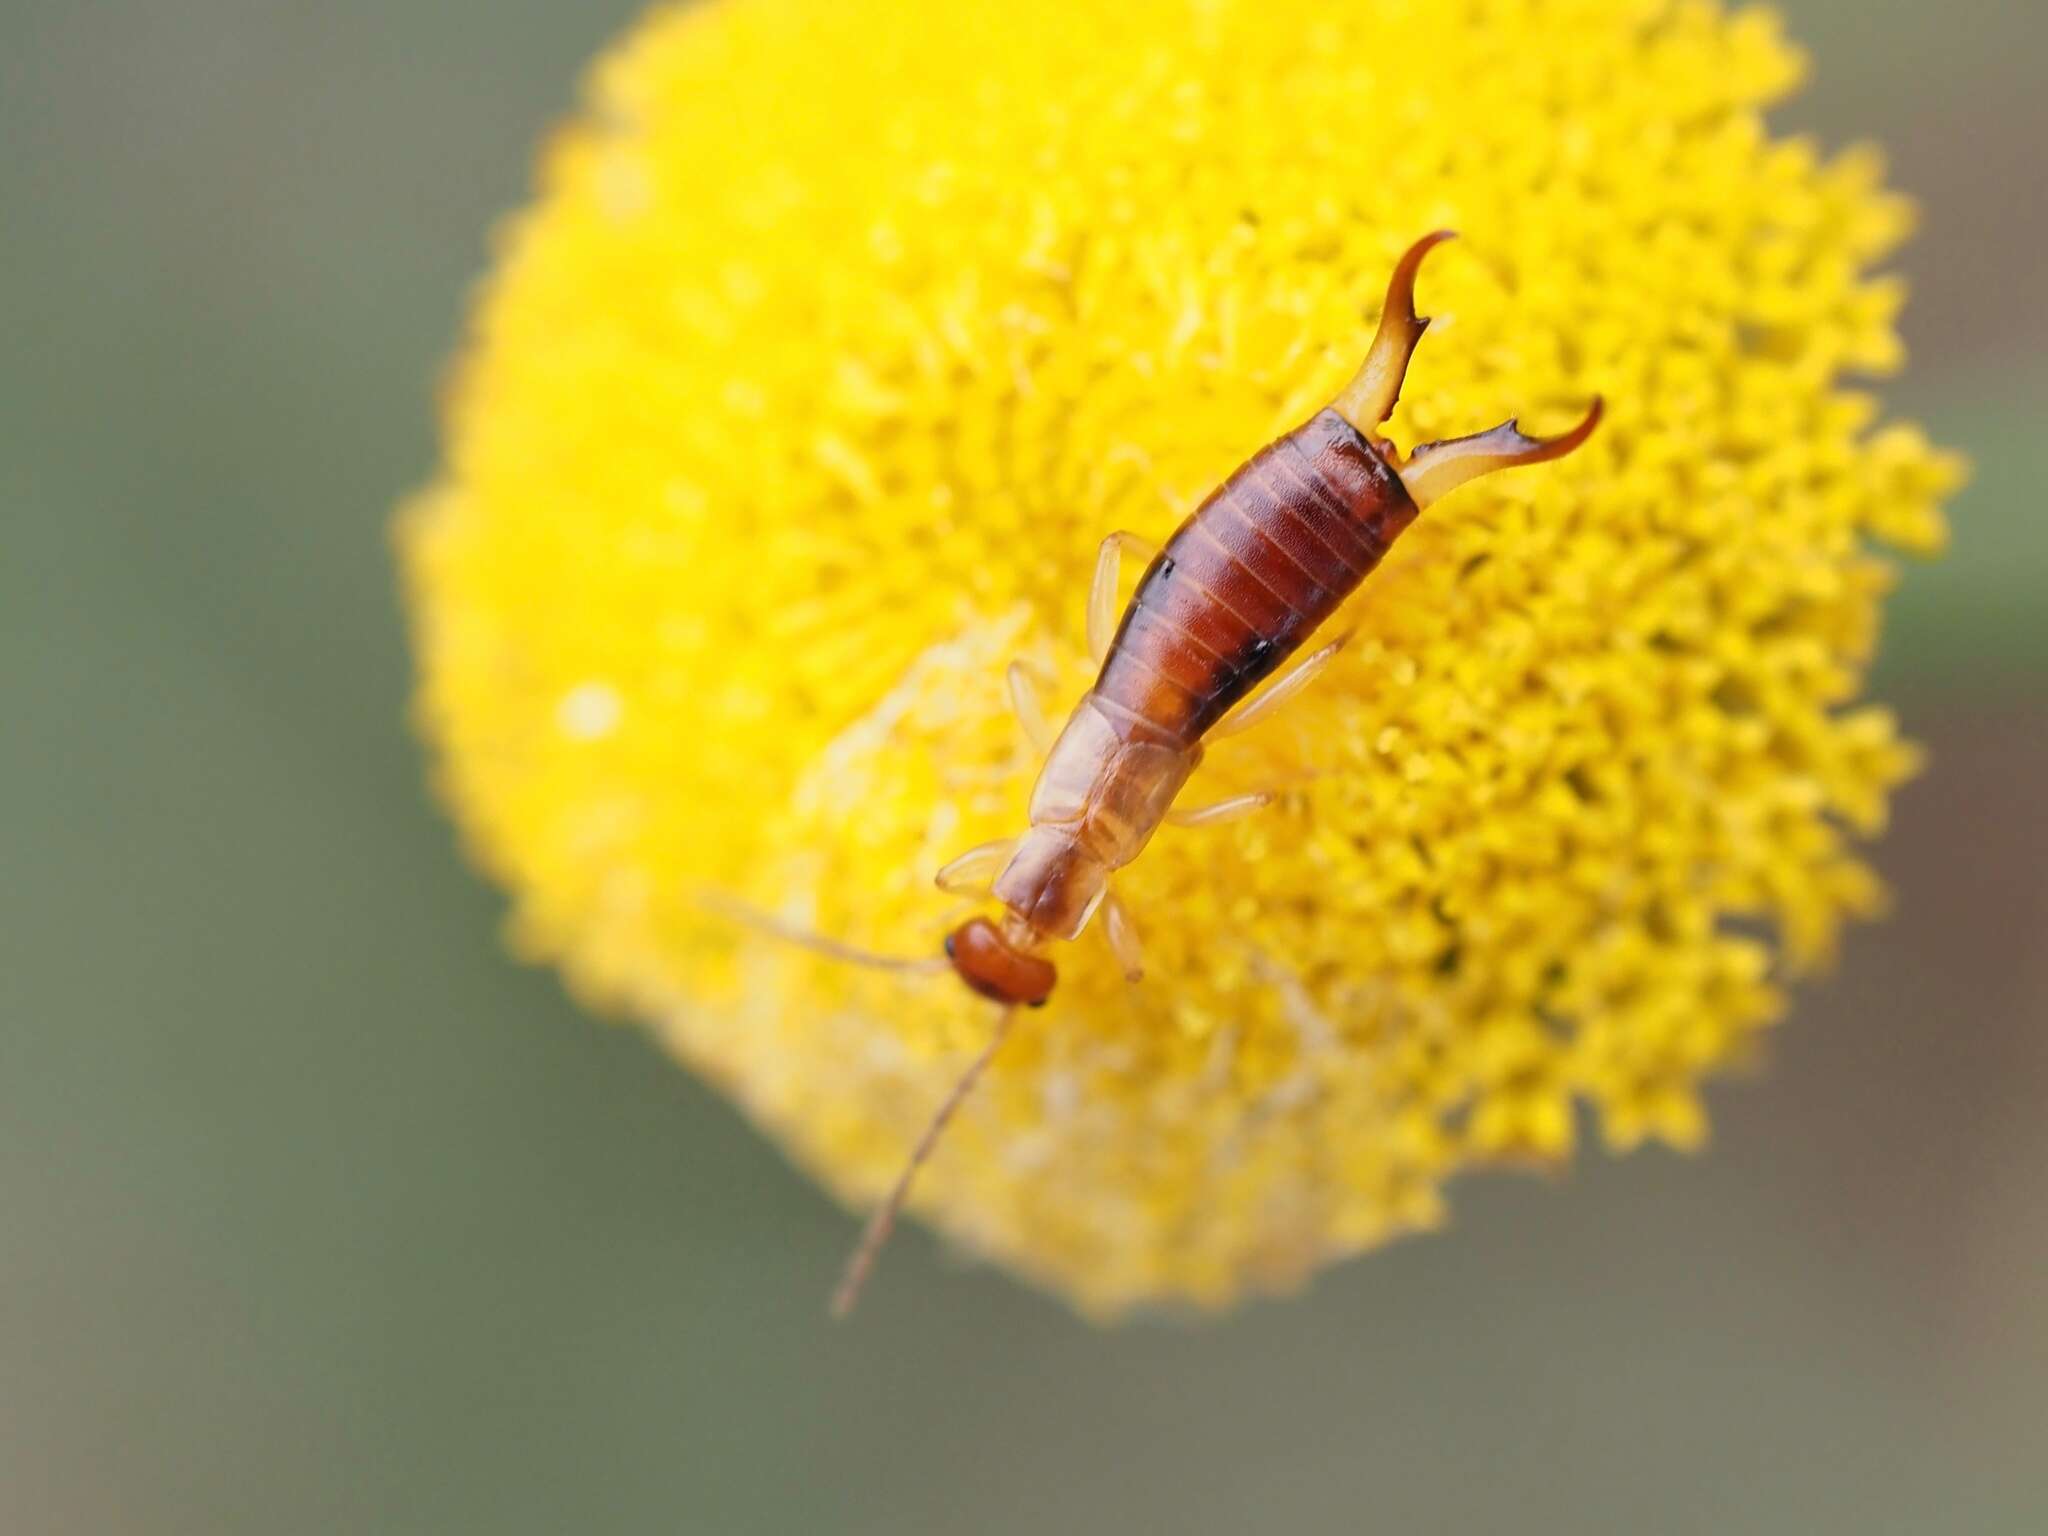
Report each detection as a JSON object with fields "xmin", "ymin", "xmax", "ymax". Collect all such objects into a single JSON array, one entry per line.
[{"xmin": 1091, "ymin": 407, "xmax": 1418, "ymax": 747}]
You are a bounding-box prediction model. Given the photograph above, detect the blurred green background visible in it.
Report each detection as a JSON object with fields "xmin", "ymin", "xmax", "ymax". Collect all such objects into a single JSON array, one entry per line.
[{"xmin": 4, "ymin": 1, "xmax": 2043, "ymax": 1530}]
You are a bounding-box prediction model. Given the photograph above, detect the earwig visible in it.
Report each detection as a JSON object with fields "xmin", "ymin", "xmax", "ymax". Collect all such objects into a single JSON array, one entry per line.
[{"xmin": 719, "ymin": 233, "xmax": 1602, "ymax": 1315}]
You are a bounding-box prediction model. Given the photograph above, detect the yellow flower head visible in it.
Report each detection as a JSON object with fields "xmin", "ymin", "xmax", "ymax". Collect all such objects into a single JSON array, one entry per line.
[{"xmin": 400, "ymin": 0, "xmax": 1960, "ymax": 1313}]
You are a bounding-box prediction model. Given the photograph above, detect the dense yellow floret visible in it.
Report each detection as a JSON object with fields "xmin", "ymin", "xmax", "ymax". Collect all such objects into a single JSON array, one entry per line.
[{"xmin": 399, "ymin": 0, "xmax": 1960, "ymax": 1313}]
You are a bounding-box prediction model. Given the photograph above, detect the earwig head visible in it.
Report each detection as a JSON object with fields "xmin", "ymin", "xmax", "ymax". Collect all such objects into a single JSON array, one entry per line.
[{"xmin": 944, "ymin": 916, "xmax": 1057, "ymax": 1007}]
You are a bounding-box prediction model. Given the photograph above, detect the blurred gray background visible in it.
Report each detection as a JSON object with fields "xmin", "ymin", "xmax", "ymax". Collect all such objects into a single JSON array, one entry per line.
[{"xmin": 3, "ymin": 1, "xmax": 2043, "ymax": 1531}]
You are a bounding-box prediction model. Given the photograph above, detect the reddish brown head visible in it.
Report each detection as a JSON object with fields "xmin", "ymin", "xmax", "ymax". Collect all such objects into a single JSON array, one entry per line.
[{"xmin": 944, "ymin": 916, "xmax": 1056, "ymax": 1007}]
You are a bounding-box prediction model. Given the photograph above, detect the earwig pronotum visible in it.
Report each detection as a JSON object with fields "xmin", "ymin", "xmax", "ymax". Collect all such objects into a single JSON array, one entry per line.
[{"xmin": 717, "ymin": 233, "xmax": 1601, "ymax": 1315}]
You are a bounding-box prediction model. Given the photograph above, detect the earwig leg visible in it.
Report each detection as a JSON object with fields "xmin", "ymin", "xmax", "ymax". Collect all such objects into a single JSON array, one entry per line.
[
  {"xmin": 934, "ymin": 837, "xmax": 1018, "ymax": 897},
  {"xmin": 1209, "ymin": 632, "xmax": 1351, "ymax": 740},
  {"xmin": 1331, "ymin": 230, "xmax": 1457, "ymax": 433},
  {"xmin": 1398, "ymin": 398, "xmax": 1605, "ymax": 511},
  {"xmin": 1102, "ymin": 893, "xmax": 1144, "ymax": 983},
  {"xmin": 1088, "ymin": 530, "xmax": 1161, "ymax": 665},
  {"xmin": 1165, "ymin": 791, "xmax": 1274, "ymax": 828},
  {"xmin": 1005, "ymin": 661, "xmax": 1056, "ymax": 753}
]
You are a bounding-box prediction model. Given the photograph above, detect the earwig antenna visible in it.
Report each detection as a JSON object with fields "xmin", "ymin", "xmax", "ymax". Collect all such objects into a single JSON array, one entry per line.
[
  {"xmin": 696, "ymin": 888, "xmax": 951, "ymax": 975},
  {"xmin": 830, "ymin": 1004, "xmax": 1020, "ymax": 1319}
]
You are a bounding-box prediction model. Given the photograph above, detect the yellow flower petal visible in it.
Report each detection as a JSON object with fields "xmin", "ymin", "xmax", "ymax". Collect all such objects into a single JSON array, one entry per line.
[{"xmin": 399, "ymin": 0, "xmax": 1958, "ymax": 1314}]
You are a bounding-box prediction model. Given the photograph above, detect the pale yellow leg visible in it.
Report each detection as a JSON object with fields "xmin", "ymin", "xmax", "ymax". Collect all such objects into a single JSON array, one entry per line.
[
  {"xmin": 1005, "ymin": 661, "xmax": 1055, "ymax": 754},
  {"xmin": 934, "ymin": 837, "xmax": 1018, "ymax": 897},
  {"xmin": 1210, "ymin": 633, "xmax": 1351, "ymax": 740},
  {"xmin": 1102, "ymin": 892, "xmax": 1144, "ymax": 982},
  {"xmin": 1165, "ymin": 791, "xmax": 1274, "ymax": 828},
  {"xmin": 1088, "ymin": 531, "xmax": 1161, "ymax": 665}
]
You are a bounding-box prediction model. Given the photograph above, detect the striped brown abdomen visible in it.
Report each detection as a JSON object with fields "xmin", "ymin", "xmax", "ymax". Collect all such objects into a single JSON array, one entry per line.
[
  {"xmin": 991, "ymin": 409, "xmax": 1419, "ymax": 942},
  {"xmin": 1093, "ymin": 407, "xmax": 1418, "ymax": 748}
]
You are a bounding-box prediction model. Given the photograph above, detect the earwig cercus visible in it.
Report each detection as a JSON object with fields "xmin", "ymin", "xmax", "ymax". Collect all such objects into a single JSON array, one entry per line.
[{"xmin": 713, "ymin": 232, "xmax": 1602, "ymax": 1316}]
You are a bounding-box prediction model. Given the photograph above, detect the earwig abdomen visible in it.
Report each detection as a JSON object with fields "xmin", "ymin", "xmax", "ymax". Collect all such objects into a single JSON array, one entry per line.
[
  {"xmin": 1095, "ymin": 407, "xmax": 1417, "ymax": 746},
  {"xmin": 990, "ymin": 409, "xmax": 1418, "ymax": 944}
]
